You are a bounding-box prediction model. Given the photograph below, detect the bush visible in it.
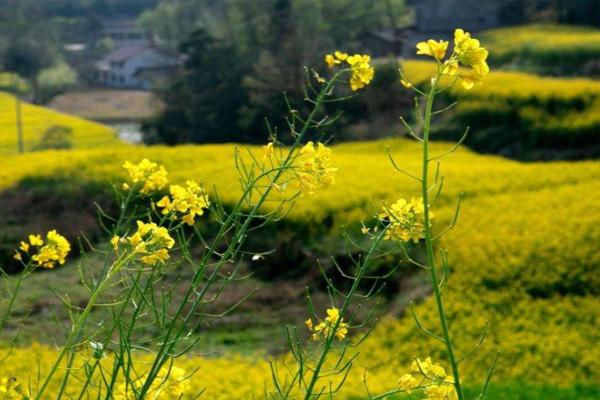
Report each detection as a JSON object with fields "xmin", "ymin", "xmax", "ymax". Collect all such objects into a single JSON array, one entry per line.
[{"xmin": 33, "ymin": 125, "xmax": 73, "ymax": 151}]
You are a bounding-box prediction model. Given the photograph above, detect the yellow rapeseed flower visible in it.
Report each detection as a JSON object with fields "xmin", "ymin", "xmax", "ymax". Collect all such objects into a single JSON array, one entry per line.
[
  {"xmin": 157, "ymin": 180, "xmax": 210, "ymax": 226},
  {"xmin": 28, "ymin": 234, "xmax": 43, "ymax": 246},
  {"xmin": 16, "ymin": 230, "xmax": 71, "ymax": 269},
  {"xmin": 127, "ymin": 221, "xmax": 175, "ymax": 265},
  {"xmin": 324, "ymin": 51, "xmax": 374, "ymax": 91},
  {"xmin": 416, "ymin": 39, "xmax": 449, "ymax": 60},
  {"xmin": 262, "ymin": 141, "xmax": 275, "ymax": 163},
  {"xmin": 110, "ymin": 235, "xmax": 120, "ymax": 252},
  {"xmin": 398, "ymin": 373, "xmax": 419, "ymax": 394},
  {"xmin": 425, "ymin": 383, "xmax": 458, "ymax": 400},
  {"xmin": 347, "ymin": 54, "xmax": 374, "ymax": 91},
  {"xmin": 306, "ymin": 307, "xmax": 349, "ymax": 341},
  {"xmin": 453, "ymin": 28, "xmax": 490, "ymax": 89},
  {"xmin": 380, "ymin": 197, "xmax": 432, "ymax": 243},
  {"xmin": 18, "ymin": 241, "xmax": 29, "ymax": 252},
  {"xmin": 408, "ymin": 28, "xmax": 490, "ymax": 90},
  {"xmin": 123, "ymin": 159, "xmax": 169, "ymax": 195},
  {"xmin": 0, "ymin": 377, "xmax": 20, "ymax": 399},
  {"xmin": 325, "ymin": 54, "xmax": 338, "ymax": 68},
  {"xmin": 295, "ymin": 142, "xmax": 337, "ymax": 195},
  {"xmin": 334, "ymin": 51, "xmax": 348, "ymax": 61}
]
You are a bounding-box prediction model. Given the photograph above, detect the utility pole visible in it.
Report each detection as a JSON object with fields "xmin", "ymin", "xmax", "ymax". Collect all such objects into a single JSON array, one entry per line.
[
  {"xmin": 15, "ymin": 94, "xmax": 24, "ymax": 153},
  {"xmin": 13, "ymin": 75, "xmax": 24, "ymax": 153}
]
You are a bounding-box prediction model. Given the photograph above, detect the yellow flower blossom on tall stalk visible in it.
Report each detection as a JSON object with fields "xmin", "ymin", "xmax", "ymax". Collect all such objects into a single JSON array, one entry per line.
[
  {"xmin": 412, "ymin": 28, "xmax": 489, "ymax": 89},
  {"xmin": 305, "ymin": 307, "xmax": 348, "ymax": 341},
  {"xmin": 156, "ymin": 180, "xmax": 210, "ymax": 226},
  {"xmin": 14, "ymin": 230, "xmax": 71, "ymax": 269},
  {"xmin": 262, "ymin": 141, "xmax": 275, "ymax": 164},
  {"xmin": 123, "ymin": 221, "xmax": 175, "ymax": 265},
  {"xmin": 123, "ymin": 159, "xmax": 169, "ymax": 195},
  {"xmin": 295, "ymin": 141, "xmax": 337, "ymax": 195},
  {"xmin": 392, "ymin": 28, "xmax": 495, "ymax": 400},
  {"xmin": 324, "ymin": 50, "xmax": 374, "ymax": 91},
  {"xmin": 380, "ymin": 197, "xmax": 432, "ymax": 243},
  {"xmin": 416, "ymin": 39, "xmax": 449, "ymax": 60}
]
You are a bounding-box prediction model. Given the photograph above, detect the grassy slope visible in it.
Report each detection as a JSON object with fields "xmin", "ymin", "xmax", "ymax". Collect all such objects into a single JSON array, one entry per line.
[{"xmin": 0, "ymin": 92, "xmax": 123, "ymax": 154}]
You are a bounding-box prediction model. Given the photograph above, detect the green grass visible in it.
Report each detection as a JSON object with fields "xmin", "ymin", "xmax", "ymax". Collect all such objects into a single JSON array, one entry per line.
[{"xmin": 379, "ymin": 383, "xmax": 600, "ymax": 400}]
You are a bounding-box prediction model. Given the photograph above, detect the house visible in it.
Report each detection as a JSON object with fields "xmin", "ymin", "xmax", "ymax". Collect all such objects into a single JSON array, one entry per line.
[
  {"xmin": 412, "ymin": 0, "xmax": 500, "ymax": 33},
  {"xmin": 102, "ymin": 19, "xmax": 151, "ymax": 46},
  {"xmin": 359, "ymin": 29, "xmax": 407, "ymax": 57},
  {"xmin": 402, "ymin": 0, "xmax": 502, "ymax": 57},
  {"xmin": 95, "ymin": 43, "xmax": 179, "ymax": 90}
]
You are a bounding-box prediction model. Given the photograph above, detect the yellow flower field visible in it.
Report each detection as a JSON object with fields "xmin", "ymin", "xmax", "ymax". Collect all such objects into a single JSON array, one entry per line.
[
  {"xmin": 480, "ymin": 24, "xmax": 600, "ymax": 73},
  {"xmin": 0, "ymin": 92, "xmax": 122, "ymax": 154},
  {"xmin": 1, "ymin": 138, "xmax": 599, "ymax": 396},
  {"xmin": 399, "ymin": 60, "xmax": 600, "ymax": 153}
]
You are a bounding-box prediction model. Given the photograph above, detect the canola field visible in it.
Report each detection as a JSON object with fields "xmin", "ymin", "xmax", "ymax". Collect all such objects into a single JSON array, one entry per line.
[
  {"xmin": 0, "ymin": 92, "xmax": 122, "ymax": 153},
  {"xmin": 481, "ymin": 24, "xmax": 600, "ymax": 75},
  {"xmin": 1, "ymin": 139, "xmax": 599, "ymax": 398},
  {"xmin": 401, "ymin": 60, "xmax": 600, "ymax": 156}
]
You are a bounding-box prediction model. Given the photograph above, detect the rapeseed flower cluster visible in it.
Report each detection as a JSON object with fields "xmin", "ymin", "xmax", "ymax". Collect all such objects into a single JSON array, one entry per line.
[
  {"xmin": 156, "ymin": 180, "xmax": 210, "ymax": 226},
  {"xmin": 305, "ymin": 307, "xmax": 348, "ymax": 341},
  {"xmin": 379, "ymin": 198, "xmax": 432, "ymax": 243},
  {"xmin": 324, "ymin": 51, "xmax": 374, "ymax": 91},
  {"xmin": 295, "ymin": 141, "xmax": 337, "ymax": 195},
  {"xmin": 0, "ymin": 377, "xmax": 20, "ymax": 399},
  {"xmin": 123, "ymin": 159, "xmax": 169, "ymax": 195},
  {"xmin": 113, "ymin": 366, "xmax": 190, "ymax": 400},
  {"xmin": 398, "ymin": 357, "xmax": 457, "ymax": 400},
  {"xmin": 414, "ymin": 29, "xmax": 489, "ymax": 89},
  {"xmin": 114, "ymin": 221, "xmax": 175, "ymax": 265},
  {"xmin": 14, "ymin": 230, "xmax": 71, "ymax": 269}
]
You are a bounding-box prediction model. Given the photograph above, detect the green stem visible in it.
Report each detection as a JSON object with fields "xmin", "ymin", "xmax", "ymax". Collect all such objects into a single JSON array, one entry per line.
[
  {"xmin": 302, "ymin": 230, "xmax": 386, "ymax": 400},
  {"xmin": 0, "ymin": 265, "xmax": 32, "ymax": 330},
  {"xmin": 137, "ymin": 72, "xmax": 343, "ymax": 399},
  {"xmin": 34, "ymin": 253, "xmax": 133, "ymax": 400},
  {"xmin": 421, "ymin": 83, "xmax": 464, "ymax": 399},
  {"xmin": 34, "ymin": 282, "xmax": 105, "ymax": 399}
]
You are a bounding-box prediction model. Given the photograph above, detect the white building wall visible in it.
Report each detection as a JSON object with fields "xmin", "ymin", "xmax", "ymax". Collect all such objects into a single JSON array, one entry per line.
[{"xmin": 104, "ymin": 49, "xmax": 175, "ymax": 89}]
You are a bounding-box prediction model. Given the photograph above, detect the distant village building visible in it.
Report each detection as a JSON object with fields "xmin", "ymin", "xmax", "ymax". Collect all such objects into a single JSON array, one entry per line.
[
  {"xmin": 359, "ymin": 29, "xmax": 406, "ymax": 57},
  {"xmin": 102, "ymin": 19, "xmax": 151, "ymax": 46},
  {"xmin": 402, "ymin": 0, "xmax": 502, "ymax": 57},
  {"xmin": 413, "ymin": 0, "xmax": 500, "ymax": 33},
  {"xmin": 95, "ymin": 43, "xmax": 179, "ymax": 89}
]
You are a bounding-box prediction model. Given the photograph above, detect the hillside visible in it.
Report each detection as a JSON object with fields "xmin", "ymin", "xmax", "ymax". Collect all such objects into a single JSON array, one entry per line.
[
  {"xmin": 0, "ymin": 92, "xmax": 123, "ymax": 154},
  {"xmin": 481, "ymin": 24, "xmax": 600, "ymax": 75},
  {"xmin": 0, "ymin": 139, "xmax": 599, "ymax": 395},
  {"xmin": 400, "ymin": 60, "xmax": 600, "ymax": 159}
]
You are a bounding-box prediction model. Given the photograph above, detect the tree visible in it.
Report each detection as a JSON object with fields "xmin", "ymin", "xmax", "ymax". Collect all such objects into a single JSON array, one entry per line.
[
  {"xmin": 0, "ymin": 0, "xmax": 59, "ymax": 103},
  {"xmin": 143, "ymin": 29, "xmax": 250, "ymax": 144},
  {"xmin": 142, "ymin": 0, "xmax": 410, "ymax": 144}
]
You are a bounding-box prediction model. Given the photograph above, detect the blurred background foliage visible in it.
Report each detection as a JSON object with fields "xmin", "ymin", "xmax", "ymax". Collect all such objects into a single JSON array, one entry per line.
[{"xmin": 0, "ymin": 0, "xmax": 598, "ymax": 159}]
